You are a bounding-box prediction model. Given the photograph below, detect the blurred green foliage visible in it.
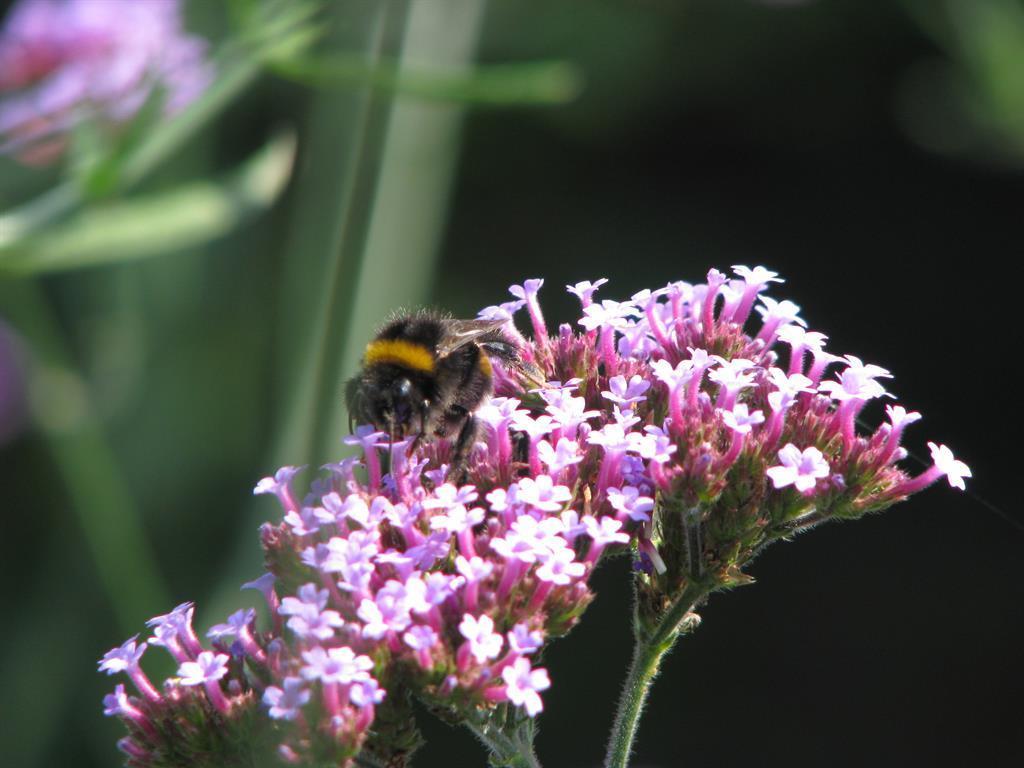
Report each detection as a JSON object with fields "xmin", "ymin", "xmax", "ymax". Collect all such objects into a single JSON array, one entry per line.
[{"xmin": 0, "ymin": 1, "xmax": 1021, "ymax": 767}]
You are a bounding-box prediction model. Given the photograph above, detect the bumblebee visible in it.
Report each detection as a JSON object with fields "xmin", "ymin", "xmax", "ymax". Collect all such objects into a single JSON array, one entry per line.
[{"xmin": 346, "ymin": 312, "xmax": 526, "ymax": 471}]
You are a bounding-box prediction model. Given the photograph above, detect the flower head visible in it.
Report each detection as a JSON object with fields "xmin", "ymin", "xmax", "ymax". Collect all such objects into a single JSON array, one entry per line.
[
  {"xmin": 98, "ymin": 265, "xmax": 965, "ymax": 767},
  {"xmin": 0, "ymin": 0, "xmax": 213, "ymax": 162}
]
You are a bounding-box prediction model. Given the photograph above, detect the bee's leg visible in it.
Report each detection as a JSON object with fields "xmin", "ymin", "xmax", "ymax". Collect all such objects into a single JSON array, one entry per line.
[
  {"xmin": 446, "ymin": 411, "xmax": 477, "ymax": 484},
  {"xmin": 408, "ymin": 400, "xmax": 431, "ymax": 454}
]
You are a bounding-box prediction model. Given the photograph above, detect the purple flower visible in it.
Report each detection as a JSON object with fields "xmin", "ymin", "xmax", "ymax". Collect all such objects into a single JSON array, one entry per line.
[
  {"xmin": 263, "ymin": 678, "xmax": 310, "ymax": 721},
  {"xmin": 456, "ymin": 555, "xmax": 494, "ymax": 583},
  {"xmin": 606, "ymin": 486, "xmax": 655, "ymax": 522},
  {"xmin": 541, "ymin": 391, "xmax": 598, "ymax": 434},
  {"xmin": 651, "ymin": 358, "xmax": 695, "ymax": 391},
  {"xmin": 501, "ymin": 658, "xmax": 551, "ymax": 716},
  {"xmin": 177, "ymin": 651, "xmax": 232, "ymax": 714},
  {"xmin": 514, "ymin": 475, "xmax": 572, "ymax": 512},
  {"xmin": 404, "ymin": 532, "xmax": 452, "ymax": 570},
  {"xmin": 477, "ymin": 299, "xmax": 526, "ymax": 324},
  {"xmin": 508, "ymin": 624, "xmax": 545, "ymax": 656},
  {"xmin": 0, "ymin": 0, "xmax": 213, "ymax": 162},
  {"xmin": 404, "ymin": 624, "xmax": 439, "ymax": 651},
  {"xmin": 587, "ymin": 422, "xmax": 644, "ymax": 454},
  {"xmin": 886, "ymin": 405, "xmax": 922, "ymax": 430},
  {"xmin": 300, "ymin": 647, "xmax": 373, "ymax": 685},
  {"xmin": 719, "ymin": 403, "xmax": 765, "ymax": 435},
  {"xmin": 284, "ymin": 604, "xmax": 345, "ymax": 642},
  {"xmin": 535, "ymin": 547, "xmax": 585, "ymax": 585},
  {"xmin": 767, "ymin": 444, "xmax": 830, "ymax": 492},
  {"xmin": 940, "ymin": 441, "xmax": 972, "ymax": 483},
  {"xmin": 206, "ymin": 608, "xmax": 255, "ymax": 641},
  {"xmin": 755, "ymin": 295, "xmax": 805, "ymax": 333},
  {"xmin": 707, "ymin": 358, "xmax": 758, "ymax": 406},
  {"xmin": 357, "ymin": 582, "xmax": 414, "ymax": 640},
  {"xmin": 279, "ymin": 584, "xmax": 328, "ymax": 615},
  {"xmin": 583, "ymin": 515, "xmax": 630, "ymax": 547},
  {"xmin": 578, "ymin": 299, "xmax": 641, "ymax": 332},
  {"xmin": 499, "ymin": 516, "xmax": 566, "ymax": 562},
  {"xmin": 280, "ymin": 584, "xmax": 344, "ymax": 640},
  {"xmin": 349, "ymin": 678, "xmax": 386, "ymax": 708},
  {"xmin": 511, "ymin": 411, "xmax": 556, "ymax": 442},
  {"xmin": 602, "ymin": 374, "xmax": 651, "ymax": 408},
  {"xmin": 509, "ymin": 279, "xmax": 545, "ymax": 303},
  {"xmin": 767, "ymin": 369, "xmax": 815, "ymax": 411},
  {"xmin": 509, "ymin": 279, "xmax": 549, "ymax": 340},
  {"xmin": 254, "ymin": 466, "xmax": 304, "ymax": 512},
  {"xmin": 559, "ymin": 509, "xmax": 587, "ymax": 541},
  {"xmin": 430, "ymin": 504, "xmax": 485, "ymax": 535},
  {"xmin": 567, "ymin": 278, "xmax": 609, "ymax": 307},
  {"xmin": 732, "ymin": 265, "xmax": 782, "ymax": 287},
  {"xmin": 423, "ymin": 482, "xmax": 479, "ymax": 509},
  {"xmin": 899, "ymin": 443, "xmax": 971, "ymax": 493},
  {"xmin": 283, "ymin": 506, "xmax": 322, "ymax": 537},
  {"xmin": 145, "ymin": 601, "xmax": 205, "ymax": 661},
  {"xmin": 404, "ymin": 624, "xmax": 440, "ymax": 668},
  {"xmin": 459, "ymin": 614, "xmax": 504, "ymax": 664},
  {"xmin": 102, "ymin": 684, "xmax": 134, "ymax": 717},
  {"xmin": 537, "ymin": 438, "xmax": 584, "ymax": 475},
  {"xmin": 720, "ymin": 265, "xmax": 782, "ymax": 323},
  {"xmin": 177, "ymin": 651, "xmax": 229, "ymax": 686},
  {"xmin": 818, "ymin": 354, "xmax": 891, "ymax": 401},
  {"xmin": 342, "ymin": 424, "xmax": 388, "ymax": 452},
  {"xmin": 98, "ymin": 636, "xmax": 146, "ymax": 675}
]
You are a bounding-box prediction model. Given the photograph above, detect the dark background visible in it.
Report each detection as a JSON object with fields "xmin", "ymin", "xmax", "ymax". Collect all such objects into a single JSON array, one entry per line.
[{"xmin": 1, "ymin": 1, "xmax": 1020, "ymax": 767}]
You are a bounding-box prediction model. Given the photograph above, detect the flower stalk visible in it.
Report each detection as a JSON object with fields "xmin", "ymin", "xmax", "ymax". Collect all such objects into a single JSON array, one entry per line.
[
  {"xmin": 606, "ymin": 579, "xmax": 709, "ymax": 768},
  {"xmin": 466, "ymin": 715, "xmax": 542, "ymax": 768}
]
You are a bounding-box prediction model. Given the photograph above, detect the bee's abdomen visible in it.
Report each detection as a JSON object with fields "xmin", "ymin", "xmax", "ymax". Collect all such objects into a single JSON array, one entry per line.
[{"xmin": 478, "ymin": 352, "xmax": 493, "ymax": 378}]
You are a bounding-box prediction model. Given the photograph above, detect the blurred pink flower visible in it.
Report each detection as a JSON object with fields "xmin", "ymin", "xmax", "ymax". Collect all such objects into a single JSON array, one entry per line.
[{"xmin": 0, "ymin": 0, "xmax": 212, "ymax": 164}]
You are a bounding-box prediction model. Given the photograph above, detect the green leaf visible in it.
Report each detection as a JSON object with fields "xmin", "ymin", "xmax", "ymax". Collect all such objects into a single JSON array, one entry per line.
[
  {"xmin": 271, "ymin": 55, "xmax": 583, "ymax": 106},
  {"xmin": 0, "ymin": 132, "xmax": 296, "ymax": 274}
]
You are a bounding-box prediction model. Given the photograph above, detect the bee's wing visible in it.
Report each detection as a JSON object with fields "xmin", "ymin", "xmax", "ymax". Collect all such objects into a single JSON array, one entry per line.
[
  {"xmin": 435, "ymin": 318, "xmax": 509, "ymax": 357},
  {"xmin": 484, "ymin": 347, "xmax": 547, "ymax": 389},
  {"xmin": 438, "ymin": 318, "xmax": 547, "ymax": 387}
]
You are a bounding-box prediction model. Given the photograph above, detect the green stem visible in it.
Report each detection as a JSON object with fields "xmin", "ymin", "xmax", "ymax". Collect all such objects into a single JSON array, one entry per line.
[
  {"xmin": 204, "ymin": 0, "xmax": 408, "ymax": 625},
  {"xmin": 465, "ymin": 720, "xmax": 543, "ymax": 768},
  {"xmin": 604, "ymin": 581, "xmax": 709, "ymax": 768}
]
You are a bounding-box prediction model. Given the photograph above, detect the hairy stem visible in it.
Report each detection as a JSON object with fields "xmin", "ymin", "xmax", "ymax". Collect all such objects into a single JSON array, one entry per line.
[
  {"xmin": 605, "ymin": 581, "xmax": 708, "ymax": 768},
  {"xmin": 465, "ymin": 719, "xmax": 543, "ymax": 768}
]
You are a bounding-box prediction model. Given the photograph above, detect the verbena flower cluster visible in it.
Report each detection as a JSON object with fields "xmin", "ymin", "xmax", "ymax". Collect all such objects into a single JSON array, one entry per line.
[
  {"xmin": 0, "ymin": 0, "xmax": 212, "ymax": 163},
  {"xmin": 99, "ymin": 267, "xmax": 968, "ymax": 767}
]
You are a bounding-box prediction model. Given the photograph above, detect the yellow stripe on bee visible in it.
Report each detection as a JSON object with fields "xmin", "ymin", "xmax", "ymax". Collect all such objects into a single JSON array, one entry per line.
[
  {"xmin": 364, "ymin": 339, "xmax": 435, "ymax": 373},
  {"xmin": 478, "ymin": 353, "xmax": 493, "ymax": 378}
]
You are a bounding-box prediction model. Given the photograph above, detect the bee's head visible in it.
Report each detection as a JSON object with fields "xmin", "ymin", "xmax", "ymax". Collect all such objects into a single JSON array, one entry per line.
[{"xmin": 364, "ymin": 374, "xmax": 427, "ymax": 441}]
